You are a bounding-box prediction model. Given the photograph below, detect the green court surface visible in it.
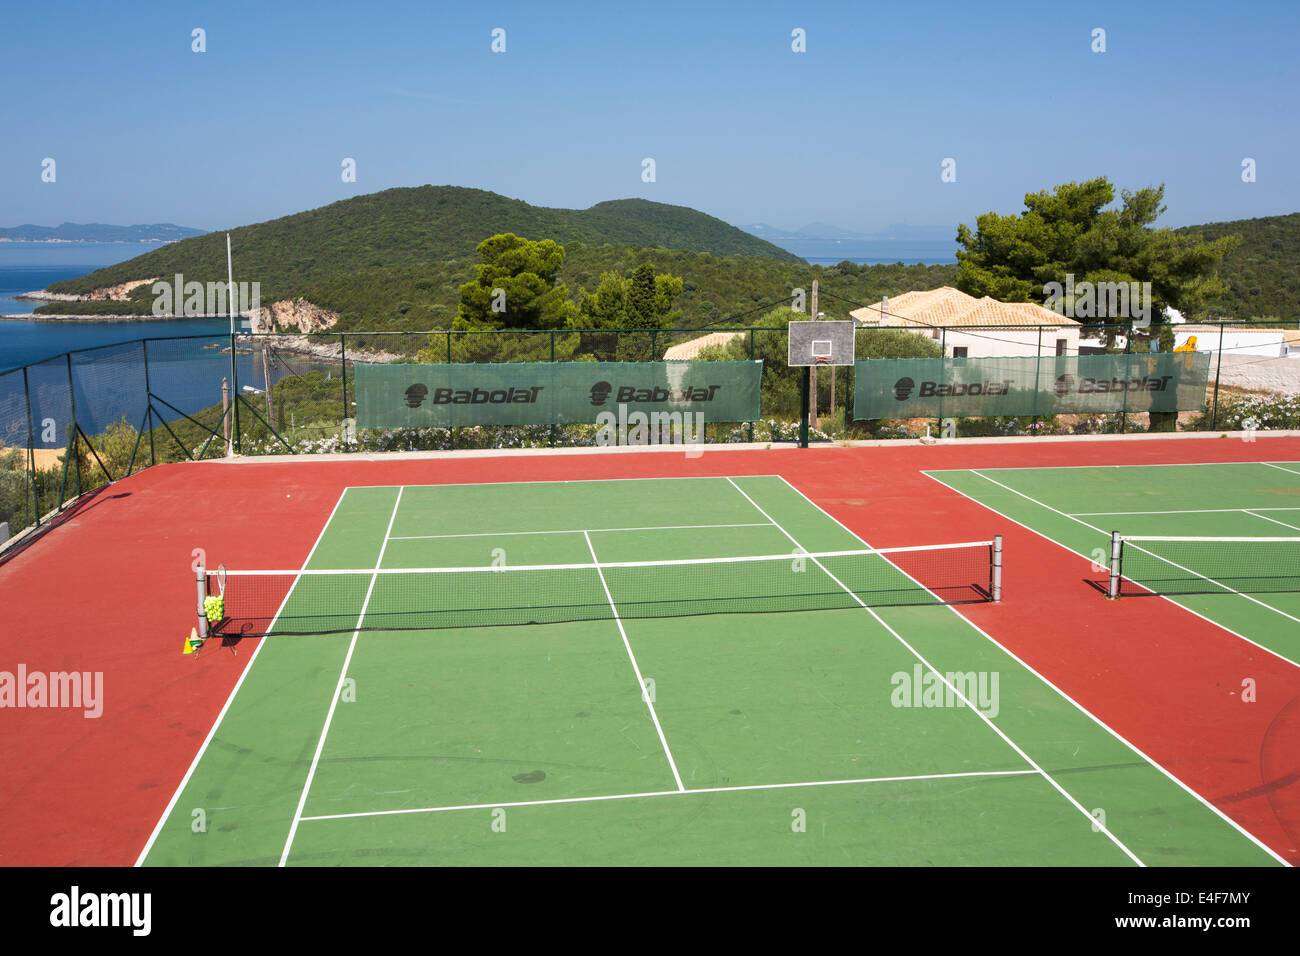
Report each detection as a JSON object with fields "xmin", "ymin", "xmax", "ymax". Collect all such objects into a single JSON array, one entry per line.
[
  {"xmin": 140, "ymin": 476, "xmax": 1282, "ymax": 865},
  {"xmin": 927, "ymin": 462, "xmax": 1300, "ymax": 667}
]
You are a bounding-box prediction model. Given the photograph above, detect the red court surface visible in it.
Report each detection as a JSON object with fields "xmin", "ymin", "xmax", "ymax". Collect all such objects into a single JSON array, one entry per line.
[{"xmin": 1, "ymin": 434, "xmax": 1298, "ymax": 866}]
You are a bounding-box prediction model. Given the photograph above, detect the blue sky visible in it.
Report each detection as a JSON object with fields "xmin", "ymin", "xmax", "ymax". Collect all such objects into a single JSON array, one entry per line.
[{"xmin": 2, "ymin": 0, "xmax": 1296, "ymax": 235}]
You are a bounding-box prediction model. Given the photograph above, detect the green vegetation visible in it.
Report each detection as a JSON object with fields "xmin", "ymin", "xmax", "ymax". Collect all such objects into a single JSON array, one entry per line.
[
  {"xmin": 956, "ymin": 177, "xmax": 1240, "ymax": 335},
  {"xmin": 41, "ymin": 186, "xmax": 800, "ymax": 306},
  {"xmin": 1173, "ymin": 212, "xmax": 1300, "ymax": 324},
  {"xmin": 955, "ymin": 177, "xmax": 1242, "ymax": 430},
  {"xmin": 695, "ymin": 308, "xmax": 943, "ymax": 435}
]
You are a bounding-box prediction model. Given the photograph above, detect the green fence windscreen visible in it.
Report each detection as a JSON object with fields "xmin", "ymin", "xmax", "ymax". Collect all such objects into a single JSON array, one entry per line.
[
  {"xmin": 355, "ymin": 361, "xmax": 764, "ymax": 428},
  {"xmin": 853, "ymin": 353, "xmax": 1211, "ymax": 420}
]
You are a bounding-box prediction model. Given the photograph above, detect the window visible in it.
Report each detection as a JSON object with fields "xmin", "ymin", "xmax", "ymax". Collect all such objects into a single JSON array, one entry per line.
[
  {"xmin": 952, "ymin": 346, "xmax": 968, "ymax": 358},
  {"xmin": 1056, "ymin": 339, "xmax": 1068, "ymax": 356}
]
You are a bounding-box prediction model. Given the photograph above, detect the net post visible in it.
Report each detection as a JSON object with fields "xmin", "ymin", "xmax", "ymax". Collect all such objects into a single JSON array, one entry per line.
[
  {"xmin": 195, "ymin": 559, "xmax": 209, "ymax": 642},
  {"xmin": 991, "ymin": 535, "xmax": 1003, "ymax": 602},
  {"xmin": 1107, "ymin": 530, "xmax": 1122, "ymax": 599}
]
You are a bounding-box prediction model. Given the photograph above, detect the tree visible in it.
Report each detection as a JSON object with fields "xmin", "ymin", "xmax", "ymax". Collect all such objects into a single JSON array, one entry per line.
[
  {"xmin": 572, "ymin": 264, "xmax": 684, "ymax": 361},
  {"xmin": 955, "ymin": 177, "xmax": 1241, "ymax": 429},
  {"xmin": 420, "ymin": 233, "xmax": 578, "ymax": 362},
  {"xmin": 455, "ymin": 233, "xmax": 575, "ymax": 331}
]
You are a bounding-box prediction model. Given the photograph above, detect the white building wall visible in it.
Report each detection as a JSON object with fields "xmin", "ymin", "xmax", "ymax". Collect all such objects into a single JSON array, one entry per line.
[
  {"xmin": 931, "ymin": 326, "xmax": 1081, "ymax": 358},
  {"xmin": 1172, "ymin": 329, "xmax": 1288, "ymax": 358}
]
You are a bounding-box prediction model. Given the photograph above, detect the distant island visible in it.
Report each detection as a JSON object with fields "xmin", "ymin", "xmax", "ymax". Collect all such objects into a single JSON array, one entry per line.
[{"xmin": 0, "ymin": 222, "xmax": 207, "ymax": 243}]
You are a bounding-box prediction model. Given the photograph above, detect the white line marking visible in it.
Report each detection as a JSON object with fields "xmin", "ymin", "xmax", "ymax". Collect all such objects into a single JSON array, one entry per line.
[
  {"xmin": 1262, "ymin": 462, "xmax": 1300, "ymax": 477},
  {"xmin": 971, "ymin": 470, "xmax": 1300, "ymax": 630},
  {"xmin": 920, "ymin": 470, "xmax": 1290, "ymax": 865},
  {"xmin": 134, "ymin": 486, "xmax": 353, "ymax": 867},
  {"xmin": 222, "ymin": 542, "xmax": 993, "ymax": 579},
  {"xmin": 278, "ymin": 486, "xmax": 405, "ymax": 867},
  {"xmin": 728, "ymin": 477, "xmax": 1144, "ymax": 866},
  {"xmin": 299, "ymin": 769, "xmax": 1039, "ymax": 822},
  {"xmin": 1245, "ymin": 511, "xmax": 1300, "ymax": 532},
  {"xmin": 583, "ymin": 530, "xmax": 685, "ymax": 792},
  {"xmin": 389, "ymin": 523, "xmax": 773, "ymax": 541},
  {"xmin": 944, "ymin": 460, "xmax": 1300, "ymax": 473},
  {"xmin": 342, "ymin": 475, "xmax": 763, "ymax": 490},
  {"xmin": 1071, "ymin": 507, "xmax": 1300, "ymax": 517}
]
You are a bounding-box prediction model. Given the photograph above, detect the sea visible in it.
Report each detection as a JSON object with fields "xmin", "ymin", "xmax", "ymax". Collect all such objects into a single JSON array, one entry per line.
[
  {"xmin": 777, "ymin": 238, "xmax": 958, "ymax": 267},
  {"xmin": 0, "ymin": 242, "xmax": 240, "ymax": 371},
  {"xmin": 0, "ymin": 243, "xmax": 323, "ymax": 442},
  {"xmin": 1, "ymin": 238, "xmax": 958, "ymax": 370}
]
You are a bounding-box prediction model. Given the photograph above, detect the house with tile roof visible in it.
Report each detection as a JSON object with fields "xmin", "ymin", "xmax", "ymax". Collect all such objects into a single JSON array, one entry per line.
[{"xmin": 848, "ymin": 287, "xmax": 1082, "ymax": 358}]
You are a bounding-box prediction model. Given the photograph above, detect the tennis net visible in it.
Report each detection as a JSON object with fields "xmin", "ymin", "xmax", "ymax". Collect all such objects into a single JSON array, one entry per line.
[
  {"xmin": 199, "ymin": 538, "xmax": 1001, "ymax": 638},
  {"xmin": 1108, "ymin": 533, "xmax": 1300, "ymax": 597}
]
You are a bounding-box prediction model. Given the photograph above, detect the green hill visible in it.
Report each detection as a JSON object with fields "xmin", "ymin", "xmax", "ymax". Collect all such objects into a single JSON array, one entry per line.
[
  {"xmin": 298, "ymin": 247, "xmax": 958, "ymax": 353},
  {"xmin": 1172, "ymin": 212, "xmax": 1300, "ymax": 323},
  {"xmin": 42, "ymin": 186, "xmax": 802, "ymax": 304}
]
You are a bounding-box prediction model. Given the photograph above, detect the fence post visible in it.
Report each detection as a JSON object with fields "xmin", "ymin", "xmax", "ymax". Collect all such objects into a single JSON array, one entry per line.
[
  {"xmin": 65, "ymin": 352, "xmax": 82, "ymax": 497},
  {"xmin": 1033, "ymin": 326, "xmax": 1042, "ymax": 425},
  {"xmin": 748, "ymin": 329, "xmax": 755, "ymax": 443},
  {"xmin": 222, "ymin": 377, "xmax": 231, "ymax": 454},
  {"xmin": 142, "ymin": 340, "xmax": 156, "ymax": 466},
  {"xmin": 938, "ymin": 327, "xmax": 946, "ymax": 437},
  {"xmin": 1120, "ymin": 329, "xmax": 1131, "ymax": 433},
  {"xmin": 22, "ymin": 365, "xmax": 37, "ymax": 528},
  {"xmin": 1211, "ymin": 321, "xmax": 1225, "ymax": 428},
  {"xmin": 446, "ymin": 330, "xmax": 452, "ymax": 364},
  {"xmin": 549, "ymin": 330, "xmax": 556, "ymax": 448},
  {"xmin": 340, "ymin": 333, "xmax": 348, "ymax": 440},
  {"xmin": 231, "ymin": 331, "xmax": 241, "ymax": 453}
]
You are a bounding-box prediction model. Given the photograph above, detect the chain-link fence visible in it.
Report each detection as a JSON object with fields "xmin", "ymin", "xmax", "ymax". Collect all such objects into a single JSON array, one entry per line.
[{"xmin": 2, "ymin": 320, "xmax": 1294, "ymax": 552}]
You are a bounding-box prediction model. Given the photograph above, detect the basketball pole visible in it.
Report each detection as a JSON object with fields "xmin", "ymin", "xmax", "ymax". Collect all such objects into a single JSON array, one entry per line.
[
  {"xmin": 799, "ymin": 366, "xmax": 810, "ymax": 449},
  {"xmin": 809, "ymin": 280, "xmax": 819, "ymax": 431}
]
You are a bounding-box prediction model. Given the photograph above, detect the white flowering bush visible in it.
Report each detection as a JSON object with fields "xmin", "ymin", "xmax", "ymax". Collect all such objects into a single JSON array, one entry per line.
[
  {"xmin": 721, "ymin": 419, "xmax": 831, "ymax": 443},
  {"xmin": 1193, "ymin": 394, "xmax": 1300, "ymax": 431}
]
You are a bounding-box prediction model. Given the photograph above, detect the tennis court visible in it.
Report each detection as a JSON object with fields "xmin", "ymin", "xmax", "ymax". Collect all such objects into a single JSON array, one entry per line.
[
  {"xmin": 926, "ymin": 462, "xmax": 1300, "ymax": 667},
  {"xmin": 136, "ymin": 474, "xmax": 1280, "ymax": 866}
]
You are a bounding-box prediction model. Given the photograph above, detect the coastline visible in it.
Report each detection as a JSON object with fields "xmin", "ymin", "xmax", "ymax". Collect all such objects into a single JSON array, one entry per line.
[{"xmin": 1, "ymin": 312, "xmax": 231, "ymax": 323}]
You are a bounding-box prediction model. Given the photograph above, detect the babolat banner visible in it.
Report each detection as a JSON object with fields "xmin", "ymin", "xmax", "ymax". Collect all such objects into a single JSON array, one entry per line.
[
  {"xmin": 355, "ymin": 360, "xmax": 763, "ymax": 427},
  {"xmin": 854, "ymin": 353, "xmax": 1212, "ymax": 419}
]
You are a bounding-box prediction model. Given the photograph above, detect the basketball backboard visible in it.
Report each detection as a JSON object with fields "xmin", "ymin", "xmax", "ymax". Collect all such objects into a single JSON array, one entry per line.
[{"xmin": 788, "ymin": 320, "xmax": 855, "ymax": 367}]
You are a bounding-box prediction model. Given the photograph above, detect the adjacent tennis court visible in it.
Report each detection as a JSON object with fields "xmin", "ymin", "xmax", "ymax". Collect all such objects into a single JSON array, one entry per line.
[
  {"xmin": 926, "ymin": 462, "xmax": 1300, "ymax": 667},
  {"xmin": 137, "ymin": 474, "xmax": 1281, "ymax": 866}
]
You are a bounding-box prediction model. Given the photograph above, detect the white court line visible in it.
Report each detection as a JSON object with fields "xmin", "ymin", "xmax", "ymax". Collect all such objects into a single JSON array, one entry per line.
[
  {"xmin": 1244, "ymin": 511, "xmax": 1300, "ymax": 533},
  {"xmin": 815, "ymin": 472, "xmax": 1290, "ymax": 866},
  {"xmin": 1262, "ymin": 462, "xmax": 1300, "ymax": 477},
  {"xmin": 1072, "ymin": 507, "xmax": 1300, "ymax": 517},
  {"xmin": 300, "ymin": 769, "xmax": 1039, "ymax": 822},
  {"xmin": 928, "ymin": 471, "xmax": 1299, "ymax": 673},
  {"xmin": 971, "ymin": 470, "xmax": 1300, "ymax": 630},
  {"xmin": 389, "ymin": 522, "xmax": 772, "ymax": 541},
  {"xmin": 342, "ymin": 475, "xmax": 774, "ymax": 490},
  {"xmin": 134, "ymin": 486, "xmax": 353, "ymax": 867},
  {"xmin": 582, "ymin": 530, "xmax": 685, "ymax": 792},
  {"xmin": 278, "ymin": 486, "xmax": 405, "ymax": 867},
  {"xmin": 941, "ymin": 461, "xmax": 1300, "ymax": 473},
  {"xmin": 726, "ymin": 476, "xmax": 1145, "ymax": 866}
]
